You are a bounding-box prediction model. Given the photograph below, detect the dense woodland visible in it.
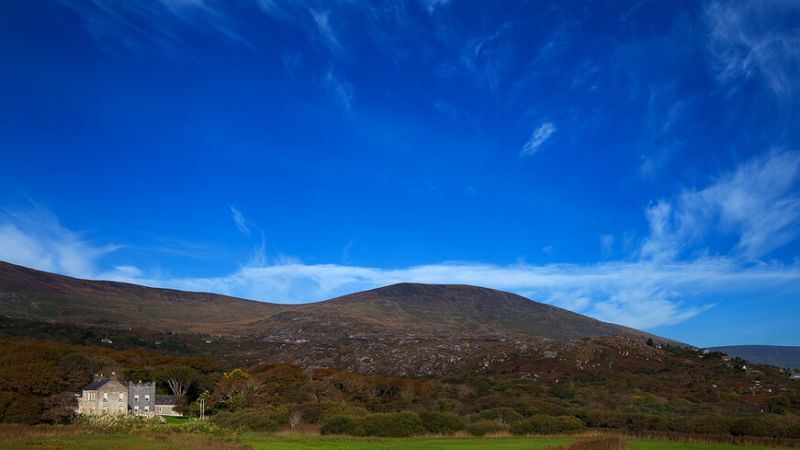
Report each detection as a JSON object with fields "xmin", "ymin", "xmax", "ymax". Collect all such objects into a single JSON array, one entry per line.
[{"xmin": 1, "ymin": 335, "xmax": 799, "ymax": 439}]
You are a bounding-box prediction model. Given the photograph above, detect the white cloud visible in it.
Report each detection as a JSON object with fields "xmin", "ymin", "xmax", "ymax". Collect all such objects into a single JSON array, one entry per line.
[
  {"xmin": 641, "ymin": 150, "xmax": 800, "ymax": 261},
  {"xmin": 521, "ymin": 122, "xmax": 557, "ymax": 156},
  {"xmin": 705, "ymin": 0, "xmax": 800, "ymax": 98},
  {"xmin": 0, "ymin": 207, "xmax": 118, "ymax": 278},
  {"xmin": 229, "ymin": 206, "xmax": 251, "ymax": 236}
]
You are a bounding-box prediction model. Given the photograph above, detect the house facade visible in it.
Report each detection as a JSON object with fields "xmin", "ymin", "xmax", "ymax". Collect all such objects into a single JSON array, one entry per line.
[
  {"xmin": 128, "ymin": 381, "xmax": 156, "ymax": 415},
  {"xmin": 77, "ymin": 375, "xmax": 181, "ymax": 417},
  {"xmin": 76, "ymin": 375, "xmax": 128, "ymax": 416}
]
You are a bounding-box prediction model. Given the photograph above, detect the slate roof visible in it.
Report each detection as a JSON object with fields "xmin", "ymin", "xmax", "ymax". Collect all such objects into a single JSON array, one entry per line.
[
  {"xmin": 83, "ymin": 378, "xmax": 110, "ymax": 390},
  {"xmin": 155, "ymin": 395, "xmax": 176, "ymax": 405}
]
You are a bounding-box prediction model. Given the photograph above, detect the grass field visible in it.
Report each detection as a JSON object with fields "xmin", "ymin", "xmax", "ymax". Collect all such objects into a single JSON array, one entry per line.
[
  {"xmin": 1, "ymin": 429, "xmax": 797, "ymax": 450},
  {"xmin": 240, "ymin": 434, "xmax": 796, "ymax": 450}
]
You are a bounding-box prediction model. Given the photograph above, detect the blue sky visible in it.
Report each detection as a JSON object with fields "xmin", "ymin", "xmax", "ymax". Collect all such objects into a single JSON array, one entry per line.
[{"xmin": 1, "ymin": 0, "xmax": 799, "ymax": 347}]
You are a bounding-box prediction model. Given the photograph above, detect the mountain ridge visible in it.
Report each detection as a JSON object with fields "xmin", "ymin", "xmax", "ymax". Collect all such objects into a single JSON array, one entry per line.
[
  {"xmin": 710, "ymin": 345, "xmax": 800, "ymax": 369},
  {"xmin": 0, "ymin": 260, "xmax": 673, "ymax": 375}
]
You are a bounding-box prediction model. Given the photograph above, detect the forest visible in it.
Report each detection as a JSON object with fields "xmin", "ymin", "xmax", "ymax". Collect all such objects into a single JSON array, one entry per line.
[{"xmin": 2, "ymin": 336, "xmax": 799, "ymax": 440}]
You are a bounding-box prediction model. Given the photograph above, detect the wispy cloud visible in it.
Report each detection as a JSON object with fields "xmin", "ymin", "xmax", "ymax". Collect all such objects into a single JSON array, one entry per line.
[
  {"xmin": 599, "ymin": 234, "xmax": 615, "ymax": 258},
  {"xmin": 324, "ymin": 70, "xmax": 354, "ymax": 109},
  {"xmin": 0, "ymin": 206, "xmax": 119, "ymax": 278},
  {"xmin": 229, "ymin": 206, "xmax": 251, "ymax": 236},
  {"xmin": 521, "ymin": 122, "xmax": 557, "ymax": 156},
  {"xmin": 309, "ymin": 8, "xmax": 342, "ymax": 53},
  {"xmin": 705, "ymin": 0, "xmax": 800, "ymax": 99},
  {"xmin": 641, "ymin": 150, "xmax": 800, "ymax": 261},
  {"xmin": 421, "ymin": 0, "xmax": 451, "ymax": 14},
  {"xmin": 52, "ymin": 0, "xmax": 246, "ymax": 56}
]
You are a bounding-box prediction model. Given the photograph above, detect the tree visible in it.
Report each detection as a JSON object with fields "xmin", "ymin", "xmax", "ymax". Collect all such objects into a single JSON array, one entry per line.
[
  {"xmin": 288, "ymin": 410, "xmax": 303, "ymax": 431},
  {"xmin": 646, "ymin": 338, "xmax": 655, "ymax": 347},
  {"xmin": 158, "ymin": 365, "xmax": 200, "ymax": 400}
]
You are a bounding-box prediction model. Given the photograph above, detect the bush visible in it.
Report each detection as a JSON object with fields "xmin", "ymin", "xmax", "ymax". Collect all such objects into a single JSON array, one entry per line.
[
  {"xmin": 419, "ymin": 411, "xmax": 465, "ymax": 435},
  {"xmin": 729, "ymin": 416, "xmax": 772, "ymax": 438},
  {"xmin": 320, "ymin": 414, "xmax": 363, "ymax": 435},
  {"xmin": 467, "ymin": 419, "xmax": 508, "ymax": 436},
  {"xmin": 362, "ymin": 411, "xmax": 425, "ymax": 437},
  {"xmin": 510, "ymin": 415, "xmax": 584, "ymax": 435},
  {"xmin": 549, "ymin": 386, "xmax": 576, "ymax": 400},
  {"xmin": 472, "ymin": 407, "xmax": 523, "ymax": 424},
  {"xmin": 294, "ymin": 403, "xmax": 325, "ymax": 424},
  {"xmin": 210, "ymin": 408, "xmax": 279, "ymax": 432}
]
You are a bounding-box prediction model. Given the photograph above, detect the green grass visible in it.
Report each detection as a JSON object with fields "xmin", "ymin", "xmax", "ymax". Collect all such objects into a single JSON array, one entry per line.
[
  {"xmin": 241, "ymin": 434, "xmax": 797, "ymax": 450},
  {"xmin": 1, "ymin": 431, "xmax": 796, "ymax": 450},
  {"xmin": 628, "ymin": 440, "xmax": 793, "ymax": 450},
  {"xmin": 163, "ymin": 415, "xmax": 191, "ymax": 424},
  {"xmin": 241, "ymin": 435, "xmax": 571, "ymax": 449},
  {"xmin": 0, "ymin": 434, "xmax": 179, "ymax": 450}
]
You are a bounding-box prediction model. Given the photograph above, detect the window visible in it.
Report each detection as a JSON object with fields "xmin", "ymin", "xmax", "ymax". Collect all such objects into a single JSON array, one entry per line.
[
  {"xmin": 134, "ymin": 395, "xmax": 139, "ymax": 401},
  {"xmin": 134, "ymin": 406, "xmax": 139, "ymax": 412},
  {"xmin": 87, "ymin": 392, "xmax": 96, "ymax": 401},
  {"xmin": 118, "ymin": 393, "xmax": 124, "ymax": 401},
  {"xmin": 145, "ymin": 394, "xmax": 150, "ymax": 402},
  {"xmin": 103, "ymin": 392, "xmax": 108, "ymax": 401},
  {"xmin": 144, "ymin": 406, "xmax": 149, "ymax": 412}
]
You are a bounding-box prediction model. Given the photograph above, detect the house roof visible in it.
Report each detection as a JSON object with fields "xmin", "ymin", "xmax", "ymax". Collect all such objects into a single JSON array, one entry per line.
[
  {"xmin": 83, "ymin": 378, "xmax": 110, "ymax": 390},
  {"xmin": 155, "ymin": 395, "xmax": 176, "ymax": 405}
]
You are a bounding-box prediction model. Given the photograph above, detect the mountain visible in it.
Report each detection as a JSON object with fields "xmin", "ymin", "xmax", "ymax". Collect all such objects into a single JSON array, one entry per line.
[
  {"xmin": 710, "ymin": 345, "xmax": 800, "ymax": 369},
  {"xmin": 0, "ymin": 260, "xmax": 284, "ymax": 334},
  {"xmin": 0, "ymin": 260, "xmax": 669, "ymax": 375}
]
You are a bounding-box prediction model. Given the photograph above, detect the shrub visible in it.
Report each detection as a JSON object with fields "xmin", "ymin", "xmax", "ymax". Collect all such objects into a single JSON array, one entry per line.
[
  {"xmin": 419, "ymin": 411, "xmax": 465, "ymax": 435},
  {"xmin": 210, "ymin": 408, "xmax": 279, "ymax": 432},
  {"xmin": 467, "ymin": 419, "xmax": 508, "ymax": 436},
  {"xmin": 472, "ymin": 407, "xmax": 523, "ymax": 424},
  {"xmin": 320, "ymin": 415, "xmax": 363, "ymax": 435},
  {"xmin": 510, "ymin": 415, "xmax": 584, "ymax": 435},
  {"xmin": 320, "ymin": 402, "xmax": 369, "ymax": 421},
  {"xmin": 294, "ymin": 403, "xmax": 325, "ymax": 424},
  {"xmin": 361, "ymin": 411, "xmax": 425, "ymax": 437},
  {"xmin": 549, "ymin": 386, "xmax": 576, "ymax": 400}
]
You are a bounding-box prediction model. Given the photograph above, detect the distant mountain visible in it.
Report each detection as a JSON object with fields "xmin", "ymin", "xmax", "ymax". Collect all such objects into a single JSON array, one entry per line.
[
  {"xmin": 0, "ymin": 260, "xmax": 671, "ymax": 375},
  {"xmin": 710, "ymin": 345, "xmax": 800, "ymax": 369}
]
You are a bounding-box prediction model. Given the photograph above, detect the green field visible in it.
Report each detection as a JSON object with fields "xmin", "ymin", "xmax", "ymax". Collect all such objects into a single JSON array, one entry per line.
[
  {"xmin": 241, "ymin": 434, "xmax": 798, "ymax": 450},
  {"xmin": 1, "ymin": 431, "xmax": 797, "ymax": 450}
]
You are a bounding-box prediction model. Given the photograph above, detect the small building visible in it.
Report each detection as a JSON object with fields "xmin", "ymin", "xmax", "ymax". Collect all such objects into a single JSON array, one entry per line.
[
  {"xmin": 77, "ymin": 374, "xmax": 128, "ymax": 416},
  {"xmin": 154, "ymin": 395, "xmax": 180, "ymax": 416}
]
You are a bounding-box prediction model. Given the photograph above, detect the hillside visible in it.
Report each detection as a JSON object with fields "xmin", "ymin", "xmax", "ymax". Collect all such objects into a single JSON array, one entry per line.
[
  {"xmin": 710, "ymin": 345, "xmax": 800, "ymax": 369},
  {"xmin": 0, "ymin": 261, "xmax": 284, "ymax": 334},
  {"xmin": 0, "ymin": 260, "xmax": 668, "ymax": 375}
]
